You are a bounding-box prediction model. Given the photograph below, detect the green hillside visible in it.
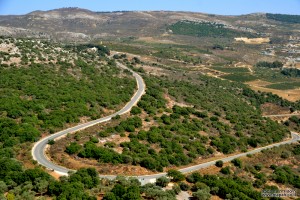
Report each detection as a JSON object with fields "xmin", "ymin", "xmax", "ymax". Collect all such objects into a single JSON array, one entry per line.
[{"xmin": 169, "ymin": 20, "xmax": 254, "ymax": 38}]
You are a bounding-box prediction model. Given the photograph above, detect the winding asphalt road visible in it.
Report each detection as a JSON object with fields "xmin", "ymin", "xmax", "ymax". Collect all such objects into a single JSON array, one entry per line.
[
  {"xmin": 32, "ymin": 61, "xmax": 300, "ymax": 185},
  {"xmin": 32, "ymin": 62, "xmax": 145, "ymax": 176}
]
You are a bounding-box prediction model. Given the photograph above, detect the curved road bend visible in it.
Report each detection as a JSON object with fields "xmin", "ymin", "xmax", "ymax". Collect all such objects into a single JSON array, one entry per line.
[
  {"xmin": 32, "ymin": 62, "xmax": 146, "ymax": 176},
  {"xmin": 33, "ymin": 61, "xmax": 300, "ymax": 185}
]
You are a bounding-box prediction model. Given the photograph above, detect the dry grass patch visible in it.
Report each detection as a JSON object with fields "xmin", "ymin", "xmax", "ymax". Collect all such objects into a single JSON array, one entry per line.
[
  {"xmin": 249, "ymin": 85, "xmax": 300, "ymax": 102},
  {"xmin": 137, "ymin": 36, "xmax": 178, "ymax": 44},
  {"xmin": 246, "ymin": 80, "xmax": 273, "ymax": 87}
]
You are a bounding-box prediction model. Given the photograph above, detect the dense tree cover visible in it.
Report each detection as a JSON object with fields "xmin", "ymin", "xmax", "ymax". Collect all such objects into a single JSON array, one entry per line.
[
  {"xmin": 2, "ymin": 153, "xmax": 298, "ymax": 199},
  {"xmin": 67, "ymin": 44, "xmax": 110, "ymax": 57},
  {"xmin": 137, "ymin": 78, "xmax": 167, "ymax": 115},
  {"xmin": 266, "ymin": 13, "xmax": 300, "ymax": 24},
  {"xmin": 281, "ymin": 68, "xmax": 300, "ymax": 77},
  {"xmin": 0, "ymin": 159, "xmax": 181, "ymax": 199},
  {"xmin": 271, "ymin": 165, "xmax": 300, "ymax": 188},
  {"xmin": 97, "ymin": 116, "xmax": 142, "ymax": 137},
  {"xmin": 169, "ymin": 20, "xmax": 255, "ymax": 38},
  {"xmin": 166, "ymin": 76, "xmax": 289, "ymax": 151},
  {"xmin": 0, "ymin": 42, "xmax": 135, "ymax": 161},
  {"xmin": 0, "ymin": 37, "xmax": 140, "ymax": 199},
  {"xmin": 48, "ymin": 168, "xmax": 99, "ymax": 200},
  {"xmin": 103, "ymin": 184, "xmax": 141, "ymax": 200},
  {"xmin": 78, "ymin": 141, "xmax": 123, "ymax": 164},
  {"xmin": 186, "ymin": 172, "xmax": 263, "ymax": 199},
  {"xmin": 0, "ymin": 158, "xmax": 97, "ymax": 199},
  {"xmin": 256, "ymin": 61, "xmax": 283, "ymax": 68}
]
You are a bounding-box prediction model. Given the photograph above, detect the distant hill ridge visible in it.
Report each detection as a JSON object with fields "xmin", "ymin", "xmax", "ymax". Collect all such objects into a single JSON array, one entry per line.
[{"xmin": 0, "ymin": 8, "xmax": 298, "ymax": 41}]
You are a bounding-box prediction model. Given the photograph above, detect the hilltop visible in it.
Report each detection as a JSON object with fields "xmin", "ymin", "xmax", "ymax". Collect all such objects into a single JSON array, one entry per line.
[{"xmin": 0, "ymin": 8, "xmax": 298, "ymax": 42}]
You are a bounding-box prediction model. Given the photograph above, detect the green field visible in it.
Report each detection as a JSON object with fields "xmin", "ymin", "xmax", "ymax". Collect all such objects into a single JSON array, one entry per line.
[
  {"xmin": 266, "ymin": 82, "xmax": 300, "ymax": 90},
  {"xmin": 221, "ymin": 74, "xmax": 257, "ymax": 82},
  {"xmin": 212, "ymin": 66, "xmax": 250, "ymax": 73}
]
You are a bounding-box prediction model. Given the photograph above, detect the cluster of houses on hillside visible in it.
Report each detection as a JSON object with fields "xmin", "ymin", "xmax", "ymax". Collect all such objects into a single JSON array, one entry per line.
[{"xmin": 261, "ymin": 35, "xmax": 300, "ymax": 68}]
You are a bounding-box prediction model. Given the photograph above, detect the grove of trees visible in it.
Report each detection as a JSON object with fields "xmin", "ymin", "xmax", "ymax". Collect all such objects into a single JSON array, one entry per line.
[
  {"xmin": 169, "ymin": 20, "xmax": 255, "ymax": 38},
  {"xmin": 267, "ymin": 13, "xmax": 300, "ymax": 24},
  {"xmin": 256, "ymin": 61, "xmax": 283, "ymax": 68}
]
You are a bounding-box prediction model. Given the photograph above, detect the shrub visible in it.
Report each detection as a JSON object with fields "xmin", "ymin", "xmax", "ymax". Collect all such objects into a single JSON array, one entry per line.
[
  {"xmin": 156, "ymin": 176, "xmax": 170, "ymax": 187},
  {"xmin": 130, "ymin": 106, "xmax": 142, "ymax": 115},
  {"xmin": 193, "ymin": 188, "xmax": 211, "ymax": 200},
  {"xmin": 65, "ymin": 142, "xmax": 82, "ymax": 154},
  {"xmin": 215, "ymin": 160, "xmax": 223, "ymax": 168},
  {"xmin": 179, "ymin": 182, "xmax": 190, "ymax": 191},
  {"xmin": 48, "ymin": 140, "xmax": 55, "ymax": 145},
  {"xmin": 231, "ymin": 158, "xmax": 242, "ymax": 168},
  {"xmin": 254, "ymin": 163, "xmax": 263, "ymax": 171},
  {"xmin": 90, "ymin": 137, "xmax": 99, "ymax": 143},
  {"xmin": 220, "ymin": 166, "xmax": 231, "ymax": 175},
  {"xmin": 167, "ymin": 170, "xmax": 185, "ymax": 182}
]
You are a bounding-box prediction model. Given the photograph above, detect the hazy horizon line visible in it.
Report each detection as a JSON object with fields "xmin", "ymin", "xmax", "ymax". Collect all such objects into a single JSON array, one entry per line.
[{"xmin": 0, "ymin": 7, "xmax": 298, "ymax": 16}]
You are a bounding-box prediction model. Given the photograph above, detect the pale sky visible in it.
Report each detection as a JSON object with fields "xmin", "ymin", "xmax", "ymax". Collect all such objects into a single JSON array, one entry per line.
[{"xmin": 0, "ymin": 0, "xmax": 299, "ymax": 15}]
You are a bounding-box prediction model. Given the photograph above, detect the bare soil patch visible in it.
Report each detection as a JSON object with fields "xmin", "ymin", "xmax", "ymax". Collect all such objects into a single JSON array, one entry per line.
[
  {"xmin": 260, "ymin": 103, "xmax": 291, "ymax": 116},
  {"xmin": 49, "ymin": 171, "xmax": 62, "ymax": 180},
  {"xmin": 0, "ymin": 42, "xmax": 19, "ymax": 53},
  {"xmin": 142, "ymin": 65, "xmax": 166, "ymax": 76},
  {"xmin": 48, "ymin": 149, "xmax": 152, "ymax": 175},
  {"xmin": 164, "ymin": 93, "xmax": 193, "ymax": 109},
  {"xmin": 191, "ymin": 65, "xmax": 227, "ymax": 78},
  {"xmin": 235, "ymin": 37, "xmax": 270, "ymax": 44},
  {"xmin": 5, "ymin": 57, "xmax": 21, "ymax": 65}
]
